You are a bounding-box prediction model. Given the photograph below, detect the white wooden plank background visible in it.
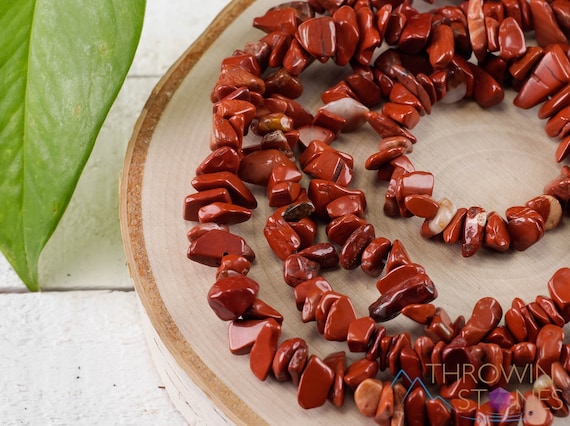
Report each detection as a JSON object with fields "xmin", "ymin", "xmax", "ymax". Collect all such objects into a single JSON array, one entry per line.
[{"xmin": 0, "ymin": 0, "xmax": 231, "ymax": 423}]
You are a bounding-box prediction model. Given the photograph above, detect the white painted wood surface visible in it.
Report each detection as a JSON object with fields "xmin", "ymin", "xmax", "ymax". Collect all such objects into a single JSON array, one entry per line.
[{"xmin": 0, "ymin": 0, "xmax": 231, "ymax": 423}]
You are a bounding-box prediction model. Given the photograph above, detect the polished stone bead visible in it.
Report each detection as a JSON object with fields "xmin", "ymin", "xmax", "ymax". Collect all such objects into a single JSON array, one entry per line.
[
  {"xmin": 404, "ymin": 386, "xmax": 427, "ymax": 425},
  {"xmin": 264, "ymin": 67, "xmax": 304, "ymax": 98},
  {"xmin": 530, "ymin": 0, "xmax": 567, "ymax": 46},
  {"xmin": 376, "ymin": 263, "xmax": 426, "ymax": 294},
  {"xmin": 384, "ymin": 239, "xmax": 412, "ymax": 273},
  {"xmin": 354, "ymin": 378, "xmax": 383, "ymax": 417},
  {"xmin": 427, "ymin": 23, "xmax": 454, "ymax": 70},
  {"xmin": 253, "ymin": 7, "xmax": 299, "ymax": 35},
  {"xmin": 263, "ymin": 215, "xmax": 301, "ymax": 260},
  {"xmin": 551, "ymin": 361, "xmax": 570, "ymax": 405},
  {"xmin": 382, "ymin": 102, "xmax": 421, "ymax": 129},
  {"xmin": 332, "ymin": 5, "xmax": 359, "ymax": 66},
  {"xmin": 216, "ymin": 254, "xmax": 251, "ymax": 280},
  {"xmin": 211, "ymin": 113, "xmax": 240, "ymax": 150},
  {"xmin": 191, "ymin": 171, "xmax": 257, "ymax": 209},
  {"xmin": 297, "ymin": 242, "xmax": 339, "ymax": 269},
  {"xmin": 548, "ymin": 267, "xmax": 570, "ymax": 322},
  {"xmin": 421, "ymin": 198, "xmax": 457, "ymax": 238},
  {"xmin": 374, "ymin": 381, "xmax": 394, "ymax": 423},
  {"xmin": 486, "ymin": 16, "xmax": 501, "ymax": 52},
  {"xmin": 340, "ymin": 223, "xmax": 375, "ymax": 270},
  {"xmin": 398, "ymin": 12, "xmax": 432, "ymax": 55},
  {"xmin": 405, "ymin": 194, "xmax": 439, "ymax": 219},
  {"xmin": 283, "ymin": 38, "xmax": 313, "ymax": 76},
  {"xmin": 221, "ymin": 53, "xmax": 262, "ymax": 77},
  {"xmin": 355, "ymin": 6, "xmax": 381, "ymax": 65},
  {"xmin": 297, "ymin": 124, "xmax": 336, "ymax": 147},
  {"xmin": 323, "ymin": 295, "xmax": 358, "ymax": 341},
  {"xmin": 249, "ymin": 318, "xmax": 281, "ymax": 380},
  {"xmin": 389, "ymin": 82, "xmax": 426, "ymax": 115},
  {"xmin": 365, "ymin": 146, "xmax": 408, "ymax": 170},
  {"xmin": 242, "ymin": 298, "xmax": 283, "ymax": 324},
  {"xmin": 207, "ymin": 275, "xmax": 260, "ymax": 321},
  {"xmin": 545, "ymin": 105, "xmax": 570, "ymax": 137},
  {"xmin": 470, "ymin": 63, "xmax": 505, "ymax": 108},
  {"xmin": 467, "ymin": 0, "xmax": 487, "ymax": 61},
  {"xmin": 346, "ymin": 72, "xmax": 383, "ymax": 108},
  {"xmin": 514, "ymin": 44, "xmax": 570, "ymax": 109},
  {"xmin": 369, "ymin": 272, "xmax": 437, "ymax": 322},
  {"xmin": 197, "ymin": 200, "xmax": 251, "ymax": 225},
  {"xmin": 228, "ymin": 319, "xmax": 272, "ymax": 355},
  {"xmin": 309, "ymin": 179, "xmax": 366, "ymax": 219},
  {"xmin": 505, "ymin": 306, "xmax": 528, "ymax": 342},
  {"xmin": 319, "ymin": 97, "xmax": 369, "ymax": 131},
  {"xmin": 283, "ymin": 253, "xmax": 321, "ymax": 287},
  {"xmin": 509, "ymin": 46, "xmax": 545, "ymax": 81},
  {"xmin": 556, "ymin": 135, "xmax": 570, "ymax": 162},
  {"xmin": 322, "ymin": 351, "xmax": 345, "ymax": 407},
  {"xmin": 399, "ymin": 345, "xmax": 423, "ymax": 386},
  {"xmin": 347, "ymin": 317, "xmax": 376, "ymax": 352},
  {"xmin": 326, "ymin": 194, "xmax": 365, "ymax": 219},
  {"xmin": 213, "ymin": 63, "xmax": 266, "ymax": 95},
  {"xmin": 297, "ymin": 16, "xmax": 336, "ymax": 62},
  {"xmin": 498, "ymin": 16, "xmax": 526, "ymax": 59},
  {"xmin": 196, "ymin": 146, "xmax": 241, "ymax": 176},
  {"xmin": 297, "ymin": 355, "xmax": 335, "ymax": 409},
  {"xmin": 462, "ymin": 206, "xmax": 487, "ymax": 257},
  {"xmin": 527, "ymin": 302, "xmax": 552, "ymax": 328},
  {"xmin": 402, "ymin": 303, "xmax": 436, "ymax": 325},
  {"xmin": 344, "ymin": 358, "xmax": 379, "ymax": 390},
  {"xmin": 388, "ymin": 332, "xmax": 412, "ymax": 376},
  {"xmin": 183, "ymin": 188, "xmax": 233, "ymax": 222},
  {"xmin": 505, "ymin": 206, "xmax": 545, "ymax": 251},
  {"xmin": 439, "ymin": 206, "xmax": 465, "ymax": 243},
  {"xmin": 366, "ymin": 110, "xmax": 418, "ymax": 141},
  {"xmin": 186, "ymin": 222, "xmax": 229, "ymax": 242},
  {"xmin": 484, "ymin": 210, "xmax": 511, "ymax": 252},
  {"xmin": 536, "ymin": 295, "xmax": 566, "ymax": 327},
  {"xmin": 187, "ymin": 229, "xmax": 254, "ymax": 266},
  {"xmin": 426, "ymin": 397, "xmax": 452, "ymax": 426},
  {"xmin": 324, "ymin": 214, "xmax": 366, "ymax": 246},
  {"xmin": 535, "ymin": 324, "xmax": 564, "ymax": 375},
  {"xmin": 293, "ymin": 276, "xmax": 331, "ymax": 311},
  {"xmin": 360, "ymin": 237, "xmax": 391, "ymax": 277},
  {"xmin": 272, "ymin": 337, "xmax": 308, "ymax": 382}
]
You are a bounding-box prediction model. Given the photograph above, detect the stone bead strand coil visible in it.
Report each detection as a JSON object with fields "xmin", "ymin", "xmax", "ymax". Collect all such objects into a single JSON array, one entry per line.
[{"xmin": 182, "ymin": 0, "xmax": 570, "ymax": 424}]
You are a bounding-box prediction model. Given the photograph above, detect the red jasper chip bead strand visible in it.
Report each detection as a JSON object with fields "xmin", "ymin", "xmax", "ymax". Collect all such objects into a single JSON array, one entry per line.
[{"xmin": 182, "ymin": 0, "xmax": 570, "ymax": 423}]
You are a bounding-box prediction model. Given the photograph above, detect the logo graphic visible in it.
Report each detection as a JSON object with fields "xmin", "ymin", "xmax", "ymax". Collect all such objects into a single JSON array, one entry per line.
[{"xmin": 488, "ymin": 387, "xmax": 511, "ymax": 412}]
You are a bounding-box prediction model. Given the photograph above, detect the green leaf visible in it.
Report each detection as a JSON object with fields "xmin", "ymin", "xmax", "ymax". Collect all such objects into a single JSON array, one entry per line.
[{"xmin": 0, "ymin": 1, "xmax": 145, "ymax": 291}]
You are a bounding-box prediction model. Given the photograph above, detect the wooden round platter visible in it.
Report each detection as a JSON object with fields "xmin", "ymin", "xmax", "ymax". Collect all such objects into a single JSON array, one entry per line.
[{"xmin": 120, "ymin": 0, "xmax": 570, "ymax": 424}]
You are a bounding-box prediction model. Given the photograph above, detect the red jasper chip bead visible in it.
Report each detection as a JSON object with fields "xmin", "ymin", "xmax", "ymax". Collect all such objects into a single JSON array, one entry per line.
[
  {"xmin": 250, "ymin": 318, "xmax": 282, "ymax": 381},
  {"xmin": 272, "ymin": 338, "xmax": 308, "ymax": 382},
  {"xmin": 187, "ymin": 229, "xmax": 255, "ymax": 266},
  {"xmin": 183, "ymin": 188, "xmax": 233, "ymax": 221},
  {"xmin": 340, "ymin": 223, "xmax": 375, "ymax": 269},
  {"xmin": 283, "ymin": 253, "xmax": 321, "ymax": 287},
  {"xmin": 360, "ymin": 237, "xmax": 391, "ymax": 277},
  {"xmin": 347, "ymin": 317, "xmax": 376, "ymax": 352},
  {"xmin": 505, "ymin": 206, "xmax": 545, "ymax": 251},
  {"xmin": 323, "ymin": 351, "xmax": 346, "ymax": 408},
  {"xmin": 228, "ymin": 319, "xmax": 270, "ymax": 355},
  {"xmin": 369, "ymin": 272, "xmax": 437, "ymax": 322},
  {"xmin": 548, "ymin": 267, "xmax": 570, "ymax": 322},
  {"xmin": 207, "ymin": 275, "xmax": 260, "ymax": 321},
  {"xmin": 456, "ymin": 297, "xmax": 503, "ymax": 346},
  {"xmin": 297, "ymin": 355, "xmax": 335, "ymax": 409}
]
